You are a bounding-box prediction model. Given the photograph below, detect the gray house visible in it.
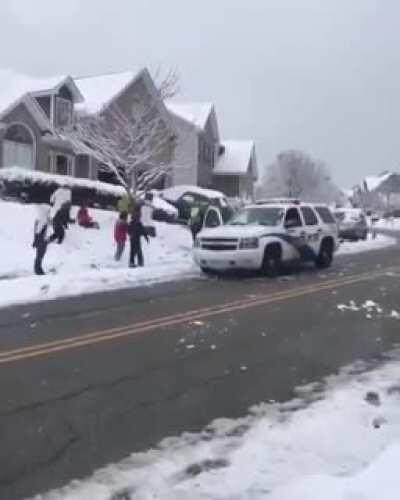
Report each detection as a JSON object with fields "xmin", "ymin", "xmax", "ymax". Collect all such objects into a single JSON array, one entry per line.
[
  {"xmin": 0, "ymin": 68, "xmax": 175, "ymax": 184},
  {"xmin": 166, "ymin": 101, "xmax": 258, "ymax": 199}
]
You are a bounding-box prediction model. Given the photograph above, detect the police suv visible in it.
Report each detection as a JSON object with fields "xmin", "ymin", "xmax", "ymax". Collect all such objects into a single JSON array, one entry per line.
[{"xmin": 193, "ymin": 200, "xmax": 339, "ymax": 276}]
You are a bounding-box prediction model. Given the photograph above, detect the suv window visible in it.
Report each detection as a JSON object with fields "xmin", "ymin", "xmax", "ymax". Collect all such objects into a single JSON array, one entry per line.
[
  {"xmin": 284, "ymin": 207, "xmax": 303, "ymax": 228},
  {"xmin": 301, "ymin": 206, "xmax": 319, "ymax": 226},
  {"xmin": 315, "ymin": 206, "xmax": 336, "ymax": 224}
]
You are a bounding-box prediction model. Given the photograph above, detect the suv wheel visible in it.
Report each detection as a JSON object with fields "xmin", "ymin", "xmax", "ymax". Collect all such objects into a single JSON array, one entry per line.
[
  {"xmin": 261, "ymin": 246, "xmax": 281, "ymax": 278},
  {"xmin": 315, "ymin": 240, "xmax": 333, "ymax": 269}
]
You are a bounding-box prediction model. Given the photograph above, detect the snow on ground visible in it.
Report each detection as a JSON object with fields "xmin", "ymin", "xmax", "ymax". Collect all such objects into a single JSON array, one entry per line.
[
  {"xmin": 33, "ymin": 353, "xmax": 400, "ymax": 500},
  {"xmin": 0, "ymin": 199, "xmax": 397, "ymax": 309},
  {"xmin": 374, "ymin": 218, "xmax": 400, "ymax": 231},
  {"xmin": 337, "ymin": 233, "xmax": 396, "ymax": 255},
  {"xmin": 0, "ymin": 199, "xmax": 197, "ymax": 309}
]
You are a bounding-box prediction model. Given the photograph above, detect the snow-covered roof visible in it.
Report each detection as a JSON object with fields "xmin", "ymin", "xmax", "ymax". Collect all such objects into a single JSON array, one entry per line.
[
  {"xmin": 0, "ymin": 69, "xmax": 70, "ymax": 116},
  {"xmin": 166, "ymin": 102, "xmax": 213, "ymax": 130},
  {"xmin": 74, "ymin": 70, "xmax": 145, "ymax": 114},
  {"xmin": 364, "ymin": 173, "xmax": 392, "ymax": 192},
  {"xmin": 214, "ymin": 140, "xmax": 257, "ymax": 179},
  {"xmin": 161, "ymin": 185, "xmax": 226, "ymax": 202}
]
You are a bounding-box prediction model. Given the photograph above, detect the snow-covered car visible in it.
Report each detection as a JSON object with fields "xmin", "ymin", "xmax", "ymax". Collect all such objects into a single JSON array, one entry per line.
[
  {"xmin": 334, "ymin": 208, "xmax": 368, "ymax": 241},
  {"xmin": 193, "ymin": 201, "xmax": 339, "ymax": 276},
  {"xmin": 161, "ymin": 185, "xmax": 232, "ymax": 223}
]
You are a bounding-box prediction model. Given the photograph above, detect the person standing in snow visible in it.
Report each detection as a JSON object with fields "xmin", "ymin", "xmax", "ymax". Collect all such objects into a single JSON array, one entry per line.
[
  {"xmin": 32, "ymin": 205, "xmax": 51, "ymax": 275},
  {"xmin": 128, "ymin": 207, "xmax": 149, "ymax": 268},
  {"xmin": 48, "ymin": 187, "xmax": 74, "ymax": 244},
  {"xmin": 114, "ymin": 212, "xmax": 129, "ymax": 261}
]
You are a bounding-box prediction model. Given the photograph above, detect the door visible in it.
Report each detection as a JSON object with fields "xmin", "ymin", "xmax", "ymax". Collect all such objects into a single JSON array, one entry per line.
[
  {"xmin": 284, "ymin": 207, "xmax": 309, "ymax": 260},
  {"xmin": 300, "ymin": 206, "xmax": 322, "ymax": 256}
]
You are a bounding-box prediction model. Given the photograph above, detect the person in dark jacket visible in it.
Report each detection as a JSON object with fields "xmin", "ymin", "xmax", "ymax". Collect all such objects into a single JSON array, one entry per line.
[
  {"xmin": 48, "ymin": 202, "xmax": 74, "ymax": 244},
  {"xmin": 128, "ymin": 207, "xmax": 149, "ymax": 268},
  {"xmin": 32, "ymin": 206, "xmax": 50, "ymax": 275}
]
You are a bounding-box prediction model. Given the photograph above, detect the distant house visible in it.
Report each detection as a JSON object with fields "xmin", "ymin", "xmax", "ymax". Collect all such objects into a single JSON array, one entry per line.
[
  {"xmin": 0, "ymin": 68, "xmax": 175, "ymax": 185},
  {"xmin": 353, "ymin": 172, "xmax": 400, "ymax": 210},
  {"xmin": 166, "ymin": 101, "xmax": 258, "ymax": 199},
  {"xmin": 214, "ymin": 140, "xmax": 258, "ymax": 199}
]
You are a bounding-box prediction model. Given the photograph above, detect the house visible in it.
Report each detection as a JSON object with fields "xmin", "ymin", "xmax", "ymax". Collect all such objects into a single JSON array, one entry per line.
[
  {"xmin": 0, "ymin": 68, "xmax": 175, "ymax": 186},
  {"xmin": 166, "ymin": 101, "xmax": 258, "ymax": 199},
  {"xmin": 0, "ymin": 69, "xmax": 96, "ymax": 179},
  {"xmin": 214, "ymin": 140, "xmax": 258, "ymax": 199},
  {"xmin": 353, "ymin": 171, "xmax": 400, "ymax": 210}
]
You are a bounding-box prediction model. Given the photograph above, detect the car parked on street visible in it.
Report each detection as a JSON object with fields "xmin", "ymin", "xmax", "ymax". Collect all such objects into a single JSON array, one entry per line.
[
  {"xmin": 334, "ymin": 208, "xmax": 368, "ymax": 241},
  {"xmin": 193, "ymin": 200, "xmax": 339, "ymax": 276}
]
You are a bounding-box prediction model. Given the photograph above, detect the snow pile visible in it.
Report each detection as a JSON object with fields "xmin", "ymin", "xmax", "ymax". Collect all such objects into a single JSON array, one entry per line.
[
  {"xmin": 0, "ymin": 199, "xmax": 196, "ymax": 308},
  {"xmin": 162, "ymin": 184, "xmax": 226, "ymax": 202},
  {"xmin": 338, "ymin": 233, "xmax": 395, "ymax": 255},
  {"xmin": 0, "ymin": 166, "xmax": 126, "ymax": 197},
  {"xmin": 33, "ymin": 356, "xmax": 400, "ymax": 499}
]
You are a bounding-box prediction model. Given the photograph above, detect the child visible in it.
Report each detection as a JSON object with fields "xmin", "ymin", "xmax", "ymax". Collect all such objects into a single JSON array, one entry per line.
[
  {"xmin": 32, "ymin": 205, "xmax": 51, "ymax": 275},
  {"xmin": 128, "ymin": 207, "xmax": 149, "ymax": 267},
  {"xmin": 77, "ymin": 203, "xmax": 99, "ymax": 229},
  {"xmin": 114, "ymin": 212, "xmax": 129, "ymax": 261}
]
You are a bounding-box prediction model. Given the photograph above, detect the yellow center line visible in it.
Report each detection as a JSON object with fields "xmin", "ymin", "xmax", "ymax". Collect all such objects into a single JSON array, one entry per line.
[{"xmin": 0, "ymin": 268, "xmax": 396, "ymax": 366}]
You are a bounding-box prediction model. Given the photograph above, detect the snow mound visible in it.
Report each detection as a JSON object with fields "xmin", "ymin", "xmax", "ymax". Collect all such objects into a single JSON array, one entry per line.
[{"xmin": 0, "ymin": 199, "xmax": 197, "ymax": 308}]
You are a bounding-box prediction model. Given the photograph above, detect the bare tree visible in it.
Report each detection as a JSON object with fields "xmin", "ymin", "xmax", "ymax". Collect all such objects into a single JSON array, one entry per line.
[
  {"xmin": 65, "ymin": 71, "xmax": 178, "ymax": 199},
  {"xmin": 258, "ymin": 150, "xmax": 345, "ymax": 205}
]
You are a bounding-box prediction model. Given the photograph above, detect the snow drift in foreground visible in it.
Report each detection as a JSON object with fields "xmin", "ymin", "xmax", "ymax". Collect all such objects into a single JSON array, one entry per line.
[
  {"xmin": 33, "ymin": 354, "xmax": 400, "ymax": 500},
  {"xmin": 0, "ymin": 200, "xmax": 197, "ymax": 308}
]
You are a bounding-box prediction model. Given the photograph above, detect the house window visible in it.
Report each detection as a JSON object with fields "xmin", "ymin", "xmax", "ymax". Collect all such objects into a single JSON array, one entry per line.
[
  {"xmin": 55, "ymin": 97, "xmax": 72, "ymax": 128},
  {"xmin": 3, "ymin": 123, "xmax": 35, "ymax": 170},
  {"xmin": 75, "ymin": 155, "xmax": 90, "ymax": 179},
  {"xmin": 55, "ymin": 155, "xmax": 70, "ymax": 176}
]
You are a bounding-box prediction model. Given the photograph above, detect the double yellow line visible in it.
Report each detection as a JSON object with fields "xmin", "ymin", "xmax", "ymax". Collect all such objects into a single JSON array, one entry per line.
[{"xmin": 0, "ymin": 269, "xmax": 393, "ymax": 366}]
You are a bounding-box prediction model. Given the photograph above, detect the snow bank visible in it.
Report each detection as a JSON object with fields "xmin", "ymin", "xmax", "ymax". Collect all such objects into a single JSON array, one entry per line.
[
  {"xmin": 0, "ymin": 199, "xmax": 197, "ymax": 308},
  {"xmin": 337, "ymin": 233, "xmax": 396, "ymax": 255},
  {"xmin": 162, "ymin": 184, "xmax": 226, "ymax": 202},
  {"xmin": 33, "ymin": 354, "xmax": 400, "ymax": 499},
  {"xmin": 0, "ymin": 166, "xmax": 126, "ymax": 196}
]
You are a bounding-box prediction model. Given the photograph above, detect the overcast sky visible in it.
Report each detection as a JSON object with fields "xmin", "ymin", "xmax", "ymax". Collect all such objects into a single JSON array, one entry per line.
[{"xmin": 1, "ymin": 0, "xmax": 399, "ymax": 187}]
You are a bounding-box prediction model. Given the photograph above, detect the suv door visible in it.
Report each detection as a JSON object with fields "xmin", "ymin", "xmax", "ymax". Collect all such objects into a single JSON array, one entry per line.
[
  {"xmin": 300, "ymin": 206, "xmax": 322, "ymax": 256},
  {"xmin": 284, "ymin": 207, "xmax": 307, "ymax": 259}
]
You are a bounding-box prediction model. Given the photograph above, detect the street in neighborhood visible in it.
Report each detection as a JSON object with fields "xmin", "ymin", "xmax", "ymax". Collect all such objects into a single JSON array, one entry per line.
[{"xmin": 1, "ymin": 245, "xmax": 400, "ymax": 499}]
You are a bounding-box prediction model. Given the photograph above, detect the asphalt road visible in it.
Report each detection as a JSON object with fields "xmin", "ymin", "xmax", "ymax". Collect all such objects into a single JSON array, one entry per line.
[{"xmin": 1, "ymin": 245, "xmax": 400, "ymax": 499}]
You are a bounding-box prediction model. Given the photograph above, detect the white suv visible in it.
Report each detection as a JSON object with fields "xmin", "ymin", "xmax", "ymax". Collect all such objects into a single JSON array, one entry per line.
[{"xmin": 193, "ymin": 201, "xmax": 339, "ymax": 276}]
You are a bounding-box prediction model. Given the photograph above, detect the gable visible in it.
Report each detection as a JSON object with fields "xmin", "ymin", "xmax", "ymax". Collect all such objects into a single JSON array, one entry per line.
[{"xmin": 214, "ymin": 140, "xmax": 258, "ymax": 180}]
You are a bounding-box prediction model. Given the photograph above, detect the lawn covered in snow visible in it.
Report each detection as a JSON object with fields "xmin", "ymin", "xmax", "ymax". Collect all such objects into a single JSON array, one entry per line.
[
  {"xmin": 0, "ymin": 199, "xmax": 196, "ymax": 308},
  {"xmin": 0, "ymin": 199, "xmax": 396, "ymax": 309},
  {"xmin": 33, "ymin": 353, "xmax": 400, "ymax": 499}
]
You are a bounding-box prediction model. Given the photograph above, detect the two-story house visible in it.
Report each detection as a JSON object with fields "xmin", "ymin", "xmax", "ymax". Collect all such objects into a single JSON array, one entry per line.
[
  {"xmin": 0, "ymin": 68, "xmax": 175, "ymax": 185},
  {"xmin": 166, "ymin": 101, "xmax": 258, "ymax": 199},
  {"xmin": 0, "ymin": 69, "xmax": 95, "ymax": 179}
]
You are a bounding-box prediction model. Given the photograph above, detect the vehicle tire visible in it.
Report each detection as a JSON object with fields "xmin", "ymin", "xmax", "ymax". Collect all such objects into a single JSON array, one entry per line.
[
  {"xmin": 315, "ymin": 239, "xmax": 333, "ymax": 269},
  {"xmin": 201, "ymin": 267, "xmax": 218, "ymax": 277},
  {"xmin": 361, "ymin": 231, "xmax": 368, "ymax": 241},
  {"xmin": 261, "ymin": 245, "xmax": 281, "ymax": 278}
]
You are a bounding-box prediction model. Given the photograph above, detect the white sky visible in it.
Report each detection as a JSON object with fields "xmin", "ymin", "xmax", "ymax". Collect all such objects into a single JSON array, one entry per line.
[{"xmin": 1, "ymin": 0, "xmax": 400, "ymax": 187}]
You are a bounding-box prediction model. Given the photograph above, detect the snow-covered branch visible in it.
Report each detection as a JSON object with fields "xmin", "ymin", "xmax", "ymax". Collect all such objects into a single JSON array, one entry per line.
[{"xmin": 65, "ymin": 72, "xmax": 178, "ymax": 197}]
